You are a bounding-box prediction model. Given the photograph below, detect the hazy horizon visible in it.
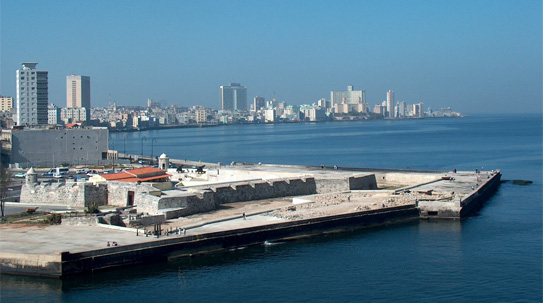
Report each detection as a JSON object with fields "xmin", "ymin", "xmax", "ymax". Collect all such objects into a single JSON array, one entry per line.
[{"xmin": 1, "ymin": 0, "xmax": 541, "ymax": 114}]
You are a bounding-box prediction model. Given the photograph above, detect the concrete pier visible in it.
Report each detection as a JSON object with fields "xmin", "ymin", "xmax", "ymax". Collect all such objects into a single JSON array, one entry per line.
[{"xmin": 0, "ymin": 165, "xmax": 502, "ymax": 277}]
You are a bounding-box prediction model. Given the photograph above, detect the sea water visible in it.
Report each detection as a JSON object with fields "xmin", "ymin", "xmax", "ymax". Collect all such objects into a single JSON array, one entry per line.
[{"xmin": 1, "ymin": 114, "xmax": 541, "ymax": 302}]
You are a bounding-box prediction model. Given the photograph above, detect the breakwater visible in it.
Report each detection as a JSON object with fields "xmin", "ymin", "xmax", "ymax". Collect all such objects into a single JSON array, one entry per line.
[{"xmin": 2, "ymin": 205, "xmax": 418, "ymax": 277}]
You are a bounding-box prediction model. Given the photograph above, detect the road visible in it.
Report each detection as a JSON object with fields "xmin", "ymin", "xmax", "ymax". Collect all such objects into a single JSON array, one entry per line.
[{"xmin": 2, "ymin": 202, "xmax": 74, "ymax": 216}]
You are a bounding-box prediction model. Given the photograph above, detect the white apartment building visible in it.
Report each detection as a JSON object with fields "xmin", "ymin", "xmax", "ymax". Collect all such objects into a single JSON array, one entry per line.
[
  {"xmin": 16, "ymin": 62, "xmax": 48, "ymax": 125},
  {"xmin": 48, "ymin": 104, "xmax": 61, "ymax": 125},
  {"xmin": 330, "ymin": 85, "xmax": 367, "ymax": 113},
  {"xmin": 386, "ymin": 90, "xmax": 394, "ymax": 118},
  {"xmin": 61, "ymin": 107, "xmax": 88, "ymax": 124}
]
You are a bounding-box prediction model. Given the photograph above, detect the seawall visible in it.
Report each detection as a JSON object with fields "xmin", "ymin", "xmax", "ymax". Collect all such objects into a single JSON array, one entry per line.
[{"xmin": 0, "ymin": 205, "xmax": 418, "ymax": 277}]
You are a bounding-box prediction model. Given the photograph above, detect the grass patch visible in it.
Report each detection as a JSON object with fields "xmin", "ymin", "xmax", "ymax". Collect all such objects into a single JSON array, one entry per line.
[{"xmin": 1, "ymin": 211, "xmax": 49, "ymax": 224}]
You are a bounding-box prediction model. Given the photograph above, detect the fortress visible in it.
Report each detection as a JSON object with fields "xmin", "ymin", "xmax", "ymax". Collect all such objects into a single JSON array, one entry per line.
[{"xmin": 4, "ymin": 157, "xmax": 502, "ymax": 277}]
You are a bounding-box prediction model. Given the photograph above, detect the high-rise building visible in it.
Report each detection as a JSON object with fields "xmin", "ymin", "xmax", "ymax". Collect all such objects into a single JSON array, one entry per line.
[
  {"xmin": 147, "ymin": 98, "xmax": 161, "ymax": 109},
  {"xmin": 253, "ymin": 96, "xmax": 266, "ymax": 111},
  {"xmin": 16, "ymin": 62, "xmax": 48, "ymax": 125},
  {"xmin": 0, "ymin": 96, "xmax": 14, "ymax": 111},
  {"xmin": 386, "ymin": 90, "xmax": 394, "ymax": 118},
  {"xmin": 413, "ymin": 102, "xmax": 424, "ymax": 117},
  {"xmin": 48, "ymin": 104, "xmax": 61, "ymax": 125},
  {"xmin": 398, "ymin": 101, "xmax": 406, "ymax": 117},
  {"xmin": 330, "ymin": 85, "xmax": 367, "ymax": 113},
  {"xmin": 317, "ymin": 98, "xmax": 328, "ymax": 109},
  {"xmin": 220, "ymin": 83, "xmax": 247, "ymax": 111},
  {"xmin": 66, "ymin": 75, "xmax": 90, "ymax": 109}
]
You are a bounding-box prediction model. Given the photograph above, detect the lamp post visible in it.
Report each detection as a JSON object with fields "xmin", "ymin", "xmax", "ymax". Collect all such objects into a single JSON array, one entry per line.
[
  {"xmin": 151, "ymin": 137, "xmax": 157, "ymax": 165},
  {"xmin": 141, "ymin": 136, "xmax": 146, "ymax": 166}
]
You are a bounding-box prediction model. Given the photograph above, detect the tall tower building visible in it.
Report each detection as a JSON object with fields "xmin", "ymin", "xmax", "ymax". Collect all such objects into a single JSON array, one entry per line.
[
  {"xmin": 386, "ymin": 90, "xmax": 394, "ymax": 118},
  {"xmin": 220, "ymin": 83, "xmax": 247, "ymax": 111},
  {"xmin": 330, "ymin": 85, "xmax": 367, "ymax": 113},
  {"xmin": 66, "ymin": 75, "xmax": 90, "ymax": 109},
  {"xmin": 16, "ymin": 62, "xmax": 48, "ymax": 125},
  {"xmin": 253, "ymin": 96, "xmax": 266, "ymax": 111}
]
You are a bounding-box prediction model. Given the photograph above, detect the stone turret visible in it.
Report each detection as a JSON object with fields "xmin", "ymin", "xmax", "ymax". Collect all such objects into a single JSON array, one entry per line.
[
  {"xmin": 25, "ymin": 167, "xmax": 37, "ymax": 185},
  {"xmin": 158, "ymin": 153, "xmax": 169, "ymax": 171}
]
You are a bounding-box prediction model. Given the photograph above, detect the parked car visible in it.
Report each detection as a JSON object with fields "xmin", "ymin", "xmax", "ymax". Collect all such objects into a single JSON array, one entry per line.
[
  {"xmin": 76, "ymin": 168, "xmax": 91, "ymax": 174},
  {"xmin": 14, "ymin": 172, "xmax": 26, "ymax": 178},
  {"xmin": 86, "ymin": 170, "xmax": 98, "ymax": 176}
]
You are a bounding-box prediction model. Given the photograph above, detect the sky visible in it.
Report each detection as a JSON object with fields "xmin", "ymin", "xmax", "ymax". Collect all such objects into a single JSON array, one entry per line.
[{"xmin": 1, "ymin": 0, "xmax": 541, "ymax": 114}]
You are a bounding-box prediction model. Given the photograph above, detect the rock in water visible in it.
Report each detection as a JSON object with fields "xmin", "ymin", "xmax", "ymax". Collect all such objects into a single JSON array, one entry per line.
[{"xmin": 512, "ymin": 180, "xmax": 533, "ymax": 185}]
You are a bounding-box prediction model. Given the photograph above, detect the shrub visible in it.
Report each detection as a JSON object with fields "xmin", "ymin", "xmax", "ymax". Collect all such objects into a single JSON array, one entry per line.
[
  {"xmin": 44, "ymin": 213, "xmax": 62, "ymax": 224},
  {"xmin": 85, "ymin": 202, "xmax": 101, "ymax": 214}
]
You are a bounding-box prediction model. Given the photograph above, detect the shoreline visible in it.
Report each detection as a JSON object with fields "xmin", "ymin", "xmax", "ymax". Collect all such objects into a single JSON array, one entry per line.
[{"xmin": 108, "ymin": 115, "xmax": 464, "ymax": 133}]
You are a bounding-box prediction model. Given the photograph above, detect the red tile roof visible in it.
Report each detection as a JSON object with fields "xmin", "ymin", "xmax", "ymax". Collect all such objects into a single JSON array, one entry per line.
[{"xmin": 100, "ymin": 167, "xmax": 171, "ymax": 182}]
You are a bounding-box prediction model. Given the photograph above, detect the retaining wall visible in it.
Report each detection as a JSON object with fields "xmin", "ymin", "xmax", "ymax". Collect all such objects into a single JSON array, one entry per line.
[
  {"xmin": 315, "ymin": 174, "xmax": 377, "ymax": 193},
  {"xmin": 375, "ymin": 172, "xmax": 442, "ymax": 187},
  {"xmin": 20, "ymin": 182, "xmax": 107, "ymax": 207},
  {"xmin": 417, "ymin": 171, "xmax": 502, "ymax": 218},
  {"xmin": 0, "ymin": 205, "xmax": 418, "ymax": 277},
  {"xmin": 0, "ymin": 252, "xmax": 62, "ymax": 277}
]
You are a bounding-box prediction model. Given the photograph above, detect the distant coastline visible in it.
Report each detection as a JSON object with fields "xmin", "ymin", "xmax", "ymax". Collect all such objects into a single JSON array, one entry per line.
[{"xmin": 109, "ymin": 115, "xmax": 464, "ymax": 133}]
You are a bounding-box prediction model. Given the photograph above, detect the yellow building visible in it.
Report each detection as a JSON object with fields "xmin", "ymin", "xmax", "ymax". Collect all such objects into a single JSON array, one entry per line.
[{"xmin": 0, "ymin": 96, "xmax": 13, "ymax": 111}]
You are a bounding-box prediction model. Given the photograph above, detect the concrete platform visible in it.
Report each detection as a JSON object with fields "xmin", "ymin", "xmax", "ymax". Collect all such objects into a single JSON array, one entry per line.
[{"xmin": 0, "ymin": 165, "xmax": 501, "ymax": 277}]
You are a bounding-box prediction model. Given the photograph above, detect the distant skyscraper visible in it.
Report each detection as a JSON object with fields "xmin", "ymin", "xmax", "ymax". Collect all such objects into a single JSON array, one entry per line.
[
  {"xmin": 16, "ymin": 62, "xmax": 48, "ymax": 125},
  {"xmin": 386, "ymin": 90, "xmax": 394, "ymax": 118},
  {"xmin": 220, "ymin": 83, "xmax": 247, "ymax": 111},
  {"xmin": 147, "ymin": 98, "xmax": 161, "ymax": 108},
  {"xmin": 66, "ymin": 75, "xmax": 90, "ymax": 109},
  {"xmin": 398, "ymin": 101, "xmax": 406, "ymax": 117},
  {"xmin": 330, "ymin": 85, "xmax": 367, "ymax": 113},
  {"xmin": 253, "ymin": 96, "xmax": 266, "ymax": 111}
]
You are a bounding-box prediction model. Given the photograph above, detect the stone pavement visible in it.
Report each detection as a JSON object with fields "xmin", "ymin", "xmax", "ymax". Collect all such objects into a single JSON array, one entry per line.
[{"xmin": 0, "ymin": 224, "xmax": 159, "ymax": 254}]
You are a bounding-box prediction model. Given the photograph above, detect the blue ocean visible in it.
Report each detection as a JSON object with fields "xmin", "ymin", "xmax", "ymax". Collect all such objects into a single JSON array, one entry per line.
[{"xmin": 2, "ymin": 114, "xmax": 541, "ymax": 302}]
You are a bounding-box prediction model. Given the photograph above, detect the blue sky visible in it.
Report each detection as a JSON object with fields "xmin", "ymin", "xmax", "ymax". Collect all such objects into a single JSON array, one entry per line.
[{"xmin": 1, "ymin": 0, "xmax": 541, "ymax": 114}]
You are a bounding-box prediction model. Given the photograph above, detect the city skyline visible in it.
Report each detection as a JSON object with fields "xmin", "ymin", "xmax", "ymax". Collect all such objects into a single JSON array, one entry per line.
[{"xmin": 1, "ymin": 1, "xmax": 541, "ymax": 114}]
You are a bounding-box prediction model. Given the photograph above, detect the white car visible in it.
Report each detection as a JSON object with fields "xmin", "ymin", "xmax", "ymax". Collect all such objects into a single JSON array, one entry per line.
[
  {"xmin": 53, "ymin": 173, "xmax": 64, "ymax": 179},
  {"xmin": 76, "ymin": 168, "xmax": 91, "ymax": 174}
]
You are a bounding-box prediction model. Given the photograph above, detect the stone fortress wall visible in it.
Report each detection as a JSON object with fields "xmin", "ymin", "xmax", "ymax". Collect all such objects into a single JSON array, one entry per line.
[
  {"xmin": 21, "ymin": 169, "xmax": 441, "ymax": 220},
  {"xmin": 20, "ymin": 181, "xmax": 108, "ymax": 208},
  {"xmin": 141, "ymin": 174, "xmax": 379, "ymax": 219}
]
